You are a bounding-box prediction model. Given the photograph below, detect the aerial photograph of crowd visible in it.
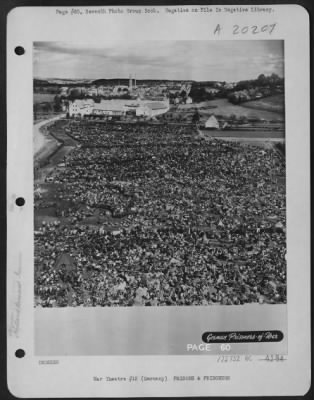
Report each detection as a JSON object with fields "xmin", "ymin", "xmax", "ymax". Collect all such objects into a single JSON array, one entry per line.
[{"xmin": 33, "ymin": 40, "xmax": 286, "ymax": 307}]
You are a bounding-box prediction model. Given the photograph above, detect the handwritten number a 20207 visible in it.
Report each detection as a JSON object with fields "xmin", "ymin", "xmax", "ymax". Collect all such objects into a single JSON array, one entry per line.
[{"xmin": 232, "ymin": 24, "xmax": 277, "ymax": 35}]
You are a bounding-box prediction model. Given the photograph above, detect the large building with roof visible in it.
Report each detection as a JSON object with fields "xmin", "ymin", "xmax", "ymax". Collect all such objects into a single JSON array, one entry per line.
[
  {"xmin": 136, "ymin": 101, "xmax": 171, "ymax": 118},
  {"xmin": 68, "ymin": 98, "xmax": 170, "ymax": 118}
]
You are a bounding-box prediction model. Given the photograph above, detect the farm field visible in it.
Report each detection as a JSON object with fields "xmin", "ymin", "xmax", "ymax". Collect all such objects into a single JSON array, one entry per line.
[
  {"xmin": 199, "ymin": 129, "xmax": 284, "ymax": 140},
  {"xmin": 34, "ymin": 93, "xmax": 56, "ymax": 104},
  {"xmin": 179, "ymin": 98, "xmax": 284, "ymax": 121},
  {"xmin": 199, "ymin": 129, "xmax": 285, "ymax": 148},
  {"xmin": 242, "ymin": 95, "xmax": 285, "ymax": 113}
]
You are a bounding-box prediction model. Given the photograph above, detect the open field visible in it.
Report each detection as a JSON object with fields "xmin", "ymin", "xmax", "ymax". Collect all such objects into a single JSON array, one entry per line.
[
  {"xmin": 199, "ymin": 129, "xmax": 284, "ymax": 140},
  {"xmin": 242, "ymin": 95, "xmax": 285, "ymax": 113},
  {"xmin": 34, "ymin": 93, "xmax": 56, "ymax": 104},
  {"xmin": 198, "ymin": 129, "xmax": 285, "ymax": 148},
  {"xmin": 179, "ymin": 98, "xmax": 284, "ymax": 121},
  {"xmin": 34, "ymin": 112, "xmax": 62, "ymax": 122}
]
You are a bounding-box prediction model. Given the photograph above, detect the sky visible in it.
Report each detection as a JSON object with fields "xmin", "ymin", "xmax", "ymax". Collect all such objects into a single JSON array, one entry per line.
[{"xmin": 33, "ymin": 41, "xmax": 284, "ymax": 82}]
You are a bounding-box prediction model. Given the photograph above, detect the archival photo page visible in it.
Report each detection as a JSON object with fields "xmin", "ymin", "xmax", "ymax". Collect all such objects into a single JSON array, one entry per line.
[{"xmin": 7, "ymin": 5, "xmax": 310, "ymax": 397}]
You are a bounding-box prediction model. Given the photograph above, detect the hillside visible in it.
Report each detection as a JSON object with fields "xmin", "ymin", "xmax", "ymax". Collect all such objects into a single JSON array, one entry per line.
[{"xmin": 241, "ymin": 95, "xmax": 285, "ymax": 113}]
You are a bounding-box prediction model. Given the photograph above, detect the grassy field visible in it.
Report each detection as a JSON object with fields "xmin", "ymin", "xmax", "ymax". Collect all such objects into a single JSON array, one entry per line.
[
  {"xmin": 179, "ymin": 98, "xmax": 284, "ymax": 121},
  {"xmin": 242, "ymin": 94, "xmax": 285, "ymax": 113},
  {"xmin": 199, "ymin": 129, "xmax": 284, "ymax": 139},
  {"xmin": 34, "ymin": 93, "xmax": 56, "ymax": 104}
]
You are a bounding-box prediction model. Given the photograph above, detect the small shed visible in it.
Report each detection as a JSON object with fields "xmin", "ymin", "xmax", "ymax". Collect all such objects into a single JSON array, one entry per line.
[
  {"xmin": 186, "ymin": 96, "xmax": 193, "ymax": 104},
  {"xmin": 205, "ymin": 115, "xmax": 219, "ymax": 129}
]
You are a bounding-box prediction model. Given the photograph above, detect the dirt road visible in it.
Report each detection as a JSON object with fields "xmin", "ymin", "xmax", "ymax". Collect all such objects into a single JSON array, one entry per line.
[{"xmin": 34, "ymin": 114, "xmax": 65, "ymax": 161}]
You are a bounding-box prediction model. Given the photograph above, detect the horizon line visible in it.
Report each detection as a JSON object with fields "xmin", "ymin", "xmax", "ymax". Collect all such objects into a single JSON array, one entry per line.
[{"xmin": 34, "ymin": 74, "xmax": 284, "ymax": 83}]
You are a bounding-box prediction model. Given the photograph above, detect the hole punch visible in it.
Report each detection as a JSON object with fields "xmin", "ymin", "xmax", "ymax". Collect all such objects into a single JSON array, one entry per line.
[
  {"xmin": 14, "ymin": 46, "xmax": 25, "ymax": 56},
  {"xmin": 15, "ymin": 197, "xmax": 25, "ymax": 207},
  {"xmin": 15, "ymin": 349, "xmax": 25, "ymax": 358}
]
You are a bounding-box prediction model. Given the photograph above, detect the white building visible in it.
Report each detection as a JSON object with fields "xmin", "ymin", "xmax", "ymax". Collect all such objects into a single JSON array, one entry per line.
[
  {"xmin": 112, "ymin": 85, "xmax": 129, "ymax": 96},
  {"xmin": 60, "ymin": 86, "xmax": 69, "ymax": 96},
  {"xmin": 87, "ymin": 86, "xmax": 98, "ymax": 96},
  {"xmin": 92, "ymin": 101, "xmax": 126, "ymax": 116},
  {"xmin": 206, "ymin": 88, "xmax": 220, "ymax": 95},
  {"xmin": 186, "ymin": 96, "xmax": 193, "ymax": 104},
  {"xmin": 69, "ymin": 99, "xmax": 94, "ymax": 116},
  {"xmin": 224, "ymin": 82, "xmax": 236, "ymax": 90},
  {"xmin": 136, "ymin": 99, "xmax": 170, "ymax": 118},
  {"xmin": 180, "ymin": 83, "xmax": 192, "ymax": 95},
  {"xmin": 68, "ymin": 98, "xmax": 169, "ymax": 118},
  {"xmin": 97, "ymin": 86, "xmax": 112, "ymax": 96},
  {"xmin": 205, "ymin": 115, "xmax": 219, "ymax": 129}
]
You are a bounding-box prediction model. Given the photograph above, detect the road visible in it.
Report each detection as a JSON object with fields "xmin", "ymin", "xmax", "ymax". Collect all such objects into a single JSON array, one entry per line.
[{"xmin": 33, "ymin": 114, "xmax": 65, "ymax": 161}]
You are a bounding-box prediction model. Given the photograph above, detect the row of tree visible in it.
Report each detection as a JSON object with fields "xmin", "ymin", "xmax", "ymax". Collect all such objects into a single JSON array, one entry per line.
[
  {"xmin": 232, "ymin": 73, "xmax": 284, "ymax": 92},
  {"xmin": 188, "ymin": 74, "xmax": 284, "ymax": 104}
]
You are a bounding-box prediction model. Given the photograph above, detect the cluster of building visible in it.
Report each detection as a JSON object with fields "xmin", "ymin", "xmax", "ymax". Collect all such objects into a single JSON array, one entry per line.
[
  {"xmin": 60, "ymin": 75, "xmax": 193, "ymax": 101},
  {"xmin": 65, "ymin": 75, "xmax": 175, "ymax": 118},
  {"xmin": 68, "ymin": 97, "xmax": 170, "ymax": 119},
  {"xmin": 228, "ymin": 84, "xmax": 284, "ymax": 104}
]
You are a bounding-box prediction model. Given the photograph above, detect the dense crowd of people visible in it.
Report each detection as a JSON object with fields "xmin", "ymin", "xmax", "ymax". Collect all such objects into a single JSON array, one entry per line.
[{"xmin": 34, "ymin": 121, "xmax": 286, "ymax": 307}]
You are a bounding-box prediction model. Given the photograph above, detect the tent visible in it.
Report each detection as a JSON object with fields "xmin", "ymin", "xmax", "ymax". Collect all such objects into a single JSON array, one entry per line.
[
  {"xmin": 205, "ymin": 115, "xmax": 219, "ymax": 129},
  {"xmin": 54, "ymin": 252, "xmax": 75, "ymax": 272}
]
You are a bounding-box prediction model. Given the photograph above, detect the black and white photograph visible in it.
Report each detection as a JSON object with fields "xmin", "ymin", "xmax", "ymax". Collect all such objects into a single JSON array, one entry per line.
[
  {"xmin": 6, "ymin": 5, "xmax": 310, "ymax": 397},
  {"xmin": 33, "ymin": 40, "xmax": 286, "ymax": 308}
]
